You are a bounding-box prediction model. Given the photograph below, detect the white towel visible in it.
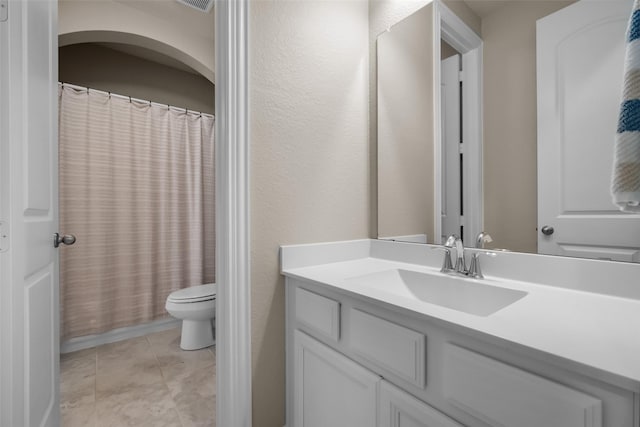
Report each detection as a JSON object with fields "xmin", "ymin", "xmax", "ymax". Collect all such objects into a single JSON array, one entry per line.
[{"xmin": 612, "ymin": 0, "xmax": 640, "ymax": 212}]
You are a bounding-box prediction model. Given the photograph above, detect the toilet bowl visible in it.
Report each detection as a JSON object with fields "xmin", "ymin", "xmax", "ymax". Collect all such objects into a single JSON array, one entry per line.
[{"xmin": 165, "ymin": 283, "xmax": 216, "ymax": 350}]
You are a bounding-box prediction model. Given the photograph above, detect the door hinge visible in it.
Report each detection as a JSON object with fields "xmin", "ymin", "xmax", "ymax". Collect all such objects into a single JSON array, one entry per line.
[
  {"xmin": 0, "ymin": 221, "xmax": 8, "ymax": 252},
  {"xmin": 0, "ymin": 0, "xmax": 7, "ymax": 22},
  {"xmin": 458, "ymin": 70, "xmax": 464, "ymax": 82}
]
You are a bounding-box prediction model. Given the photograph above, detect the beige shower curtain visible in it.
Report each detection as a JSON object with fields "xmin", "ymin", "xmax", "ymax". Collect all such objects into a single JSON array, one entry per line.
[{"xmin": 59, "ymin": 84, "xmax": 215, "ymax": 341}]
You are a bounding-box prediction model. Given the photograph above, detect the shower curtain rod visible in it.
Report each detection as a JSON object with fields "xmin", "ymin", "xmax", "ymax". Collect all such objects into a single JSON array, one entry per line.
[{"xmin": 59, "ymin": 82, "xmax": 215, "ymax": 119}]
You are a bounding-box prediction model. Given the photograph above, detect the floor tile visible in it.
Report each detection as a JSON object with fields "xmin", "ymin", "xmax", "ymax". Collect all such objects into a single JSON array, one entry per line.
[
  {"xmin": 162, "ymin": 357, "xmax": 216, "ymax": 399},
  {"xmin": 149, "ymin": 327, "xmax": 215, "ymax": 368},
  {"xmin": 62, "ymin": 403, "xmax": 96, "ymax": 427},
  {"xmin": 175, "ymin": 393, "xmax": 216, "ymax": 427},
  {"xmin": 61, "ymin": 328, "xmax": 216, "ymax": 427},
  {"xmin": 95, "ymin": 382, "xmax": 181, "ymax": 427},
  {"xmin": 61, "ymin": 346, "xmax": 97, "ymax": 362},
  {"xmin": 96, "ymin": 336, "xmax": 152, "ymax": 361},
  {"xmin": 61, "ymin": 351, "xmax": 95, "ymax": 411},
  {"xmin": 146, "ymin": 327, "xmax": 181, "ymax": 346},
  {"xmin": 96, "ymin": 353, "xmax": 165, "ymax": 399}
]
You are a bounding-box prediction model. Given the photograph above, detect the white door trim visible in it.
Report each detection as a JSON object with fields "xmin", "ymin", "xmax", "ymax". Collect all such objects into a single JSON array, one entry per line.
[
  {"xmin": 433, "ymin": 0, "xmax": 483, "ymax": 244},
  {"xmin": 215, "ymin": 1, "xmax": 253, "ymax": 426}
]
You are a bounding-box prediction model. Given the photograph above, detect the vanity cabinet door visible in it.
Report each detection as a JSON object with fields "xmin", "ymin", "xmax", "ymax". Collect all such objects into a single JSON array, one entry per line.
[
  {"xmin": 379, "ymin": 381, "xmax": 464, "ymax": 427},
  {"xmin": 443, "ymin": 344, "xmax": 603, "ymax": 427},
  {"xmin": 293, "ymin": 330, "xmax": 380, "ymax": 427}
]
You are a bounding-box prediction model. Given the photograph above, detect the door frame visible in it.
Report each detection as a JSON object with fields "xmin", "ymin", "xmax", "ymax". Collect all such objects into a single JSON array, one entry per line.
[
  {"xmin": 215, "ymin": 0, "xmax": 252, "ymax": 426},
  {"xmin": 0, "ymin": 0, "xmax": 252, "ymax": 426},
  {"xmin": 433, "ymin": 0, "xmax": 483, "ymax": 244}
]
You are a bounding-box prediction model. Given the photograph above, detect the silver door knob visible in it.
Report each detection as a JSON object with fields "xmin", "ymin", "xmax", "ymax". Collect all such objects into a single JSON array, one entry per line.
[
  {"xmin": 54, "ymin": 233, "xmax": 76, "ymax": 248},
  {"xmin": 541, "ymin": 226, "xmax": 554, "ymax": 236}
]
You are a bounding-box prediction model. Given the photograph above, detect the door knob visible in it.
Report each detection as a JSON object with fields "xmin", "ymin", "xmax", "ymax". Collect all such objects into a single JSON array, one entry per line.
[
  {"xmin": 54, "ymin": 233, "xmax": 76, "ymax": 248},
  {"xmin": 541, "ymin": 226, "xmax": 554, "ymax": 236}
]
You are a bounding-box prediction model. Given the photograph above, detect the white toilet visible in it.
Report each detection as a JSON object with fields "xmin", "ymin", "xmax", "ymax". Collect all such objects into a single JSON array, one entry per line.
[{"xmin": 165, "ymin": 283, "xmax": 216, "ymax": 350}]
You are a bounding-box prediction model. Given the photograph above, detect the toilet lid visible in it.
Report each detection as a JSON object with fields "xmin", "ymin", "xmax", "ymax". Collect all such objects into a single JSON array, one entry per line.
[{"xmin": 167, "ymin": 284, "xmax": 217, "ymax": 303}]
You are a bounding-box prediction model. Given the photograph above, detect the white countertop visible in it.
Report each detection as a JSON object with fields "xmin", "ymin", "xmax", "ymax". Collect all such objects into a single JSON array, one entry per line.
[{"xmin": 281, "ymin": 240, "xmax": 640, "ymax": 392}]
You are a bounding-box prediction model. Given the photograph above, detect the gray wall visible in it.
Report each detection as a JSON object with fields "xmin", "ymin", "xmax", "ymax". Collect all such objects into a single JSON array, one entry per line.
[{"xmin": 59, "ymin": 43, "xmax": 215, "ymax": 114}]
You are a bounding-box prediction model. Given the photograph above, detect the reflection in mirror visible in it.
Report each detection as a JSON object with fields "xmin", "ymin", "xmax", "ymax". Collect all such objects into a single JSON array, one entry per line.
[
  {"xmin": 375, "ymin": 0, "xmax": 640, "ymax": 262},
  {"xmin": 377, "ymin": 4, "xmax": 436, "ymax": 245},
  {"xmin": 377, "ymin": 0, "xmax": 482, "ymax": 246}
]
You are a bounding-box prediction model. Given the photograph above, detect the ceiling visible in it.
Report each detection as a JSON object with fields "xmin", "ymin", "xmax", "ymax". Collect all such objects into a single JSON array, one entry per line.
[
  {"xmin": 67, "ymin": 0, "xmax": 215, "ymax": 77},
  {"xmin": 112, "ymin": 0, "xmax": 214, "ymax": 40},
  {"xmin": 463, "ymin": 0, "xmax": 571, "ymax": 18}
]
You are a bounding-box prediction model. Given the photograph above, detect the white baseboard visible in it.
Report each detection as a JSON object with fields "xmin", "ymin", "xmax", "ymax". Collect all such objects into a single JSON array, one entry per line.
[{"xmin": 61, "ymin": 317, "xmax": 182, "ymax": 354}]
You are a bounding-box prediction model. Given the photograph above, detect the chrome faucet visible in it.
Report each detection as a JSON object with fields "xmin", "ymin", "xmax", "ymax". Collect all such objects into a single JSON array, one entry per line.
[
  {"xmin": 443, "ymin": 234, "xmax": 466, "ymax": 275},
  {"xmin": 467, "ymin": 231, "xmax": 493, "ymax": 279}
]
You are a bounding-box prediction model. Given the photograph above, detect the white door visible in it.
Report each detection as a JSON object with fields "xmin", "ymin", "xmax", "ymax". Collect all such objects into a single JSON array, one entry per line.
[
  {"xmin": 293, "ymin": 330, "xmax": 379, "ymax": 427},
  {"xmin": 441, "ymin": 54, "xmax": 462, "ymax": 243},
  {"xmin": 0, "ymin": 0, "xmax": 61, "ymax": 426},
  {"xmin": 537, "ymin": 0, "xmax": 640, "ymax": 262},
  {"xmin": 379, "ymin": 381, "xmax": 463, "ymax": 427}
]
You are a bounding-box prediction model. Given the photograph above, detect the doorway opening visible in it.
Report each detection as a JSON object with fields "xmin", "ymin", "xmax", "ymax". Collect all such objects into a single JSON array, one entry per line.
[{"xmin": 57, "ymin": 39, "xmax": 216, "ymax": 426}]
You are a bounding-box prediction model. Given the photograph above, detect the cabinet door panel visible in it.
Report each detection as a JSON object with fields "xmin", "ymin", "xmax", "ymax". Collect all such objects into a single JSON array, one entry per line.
[
  {"xmin": 294, "ymin": 330, "xmax": 379, "ymax": 427},
  {"xmin": 379, "ymin": 381, "xmax": 463, "ymax": 427}
]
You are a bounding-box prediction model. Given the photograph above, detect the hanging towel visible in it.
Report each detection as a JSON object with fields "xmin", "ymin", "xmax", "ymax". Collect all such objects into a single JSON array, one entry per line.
[{"xmin": 613, "ymin": 0, "xmax": 640, "ymax": 212}]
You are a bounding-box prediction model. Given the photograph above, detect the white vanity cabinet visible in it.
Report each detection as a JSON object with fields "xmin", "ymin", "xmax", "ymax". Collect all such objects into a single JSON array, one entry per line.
[
  {"xmin": 379, "ymin": 381, "xmax": 464, "ymax": 427},
  {"xmin": 285, "ymin": 278, "xmax": 639, "ymax": 427},
  {"xmin": 293, "ymin": 330, "xmax": 379, "ymax": 427},
  {"xmin": 292, "ymin": 328, "xmax": 462, "ymax": 427}
]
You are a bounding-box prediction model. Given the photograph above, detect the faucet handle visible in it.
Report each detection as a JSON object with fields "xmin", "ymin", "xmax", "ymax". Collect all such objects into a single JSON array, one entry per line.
[
  {"xmin": 431, "ymin": 246, "xmax": 454, "ymax": 272},
  {"xmin": 475, "ymin": 231, "xmax": 493, "ymax": 248},
  {"xmin": 467, "ymin": 251, "xmax": 497, "ymax": 279},
  {"xmin": 444, "ymin": 234, "xmax": 460, "ymax": 248}
]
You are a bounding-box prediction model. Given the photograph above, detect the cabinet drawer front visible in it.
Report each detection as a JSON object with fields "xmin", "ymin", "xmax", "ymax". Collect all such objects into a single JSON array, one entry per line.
[
  {"xmin": 350, "ymin": 309, "xmax": 425, "ymax": 388},
  {"xmin": 443, "ymin": 344, "xmax": 602, "ymax": 427},
  {"xmin": 295, "ymin": 287, "xmax": 340, "ymax": 341}
]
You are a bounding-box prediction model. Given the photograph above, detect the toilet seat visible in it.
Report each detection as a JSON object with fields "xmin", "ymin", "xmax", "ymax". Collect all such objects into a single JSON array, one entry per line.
[{"xmin": 167, "ymin": 284, "xmax": 217, "ymax": 304}]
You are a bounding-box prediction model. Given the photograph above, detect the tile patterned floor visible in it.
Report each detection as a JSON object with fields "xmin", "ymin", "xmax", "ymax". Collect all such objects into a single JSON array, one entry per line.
[{"xmin": 60, "ymin": 327, "xmax": 216, "ymax": 427}]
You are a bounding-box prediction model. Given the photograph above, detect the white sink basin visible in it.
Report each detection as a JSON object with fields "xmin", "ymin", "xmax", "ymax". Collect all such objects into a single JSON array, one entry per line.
[{"xmin": 345, "ymin": 269, "xmax": 527, "ymax": 316}]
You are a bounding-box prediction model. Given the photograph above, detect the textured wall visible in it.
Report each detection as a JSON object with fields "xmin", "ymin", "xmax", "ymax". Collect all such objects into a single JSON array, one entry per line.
[
  {"xmin": 482, "ymin": 1, "xmax": 573, "ymax": 253},
  {"xmin": 60, "ymin": 44, "xmax": 215, "ymax": 114},
  {"xmin": 249, "ymin": 1, "xmax": 370, "ymax": 425}
]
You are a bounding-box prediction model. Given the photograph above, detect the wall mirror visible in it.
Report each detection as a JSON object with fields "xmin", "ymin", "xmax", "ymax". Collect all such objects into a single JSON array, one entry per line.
[{"xmin": 376, "ymin": 0, "xmax": 640, "ymax": 263}]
